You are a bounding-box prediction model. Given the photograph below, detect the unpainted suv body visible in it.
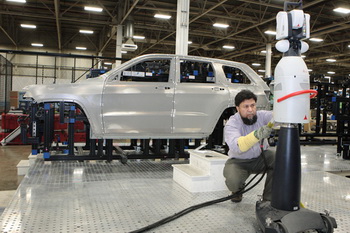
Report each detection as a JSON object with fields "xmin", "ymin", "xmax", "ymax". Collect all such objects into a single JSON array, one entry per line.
[{"xmin": 24, "ymin": 54, "xmax": 270, "ymax": 139}]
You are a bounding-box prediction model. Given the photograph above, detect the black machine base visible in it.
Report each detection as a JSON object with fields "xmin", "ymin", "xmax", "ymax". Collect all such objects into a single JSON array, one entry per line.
[{"xmin": 256, "ymin": 201, "xmax": 337, "ymax": 233}]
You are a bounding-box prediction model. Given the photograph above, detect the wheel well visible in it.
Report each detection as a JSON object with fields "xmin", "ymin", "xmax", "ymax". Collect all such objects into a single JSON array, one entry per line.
[
  {"xmin": 207, "ymin": 107, "xmax": 237, "ymax": 151},
  {"xmin": 222, "ymin": 107, "xmax": 237, "ymax": 120}
]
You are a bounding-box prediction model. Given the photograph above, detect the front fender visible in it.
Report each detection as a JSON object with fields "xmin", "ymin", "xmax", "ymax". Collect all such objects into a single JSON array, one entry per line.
[{"xmin": 23, "ymin": 80, "xmax": 105, "ymax": 137}]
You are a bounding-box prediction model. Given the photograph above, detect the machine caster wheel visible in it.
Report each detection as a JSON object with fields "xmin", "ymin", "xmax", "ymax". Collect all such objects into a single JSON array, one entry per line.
[
  {"xmin": 120, "ymin": 155, "xmax": 128, "ymax": 164},
  {"xmin": 317, "ymin": 215, "xmax": 334, "ymax": 233}
]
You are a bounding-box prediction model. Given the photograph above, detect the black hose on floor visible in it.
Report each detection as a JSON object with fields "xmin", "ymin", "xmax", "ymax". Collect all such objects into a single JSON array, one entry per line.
[{"xmin": 130, "ymin": 142, "xmax": 270, "ymax": 233}]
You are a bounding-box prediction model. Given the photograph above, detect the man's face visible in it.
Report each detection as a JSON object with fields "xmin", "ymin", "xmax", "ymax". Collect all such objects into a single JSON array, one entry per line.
[{"xmin": 236, "ymin": 98, "xmax": 257, "ymax": 125}]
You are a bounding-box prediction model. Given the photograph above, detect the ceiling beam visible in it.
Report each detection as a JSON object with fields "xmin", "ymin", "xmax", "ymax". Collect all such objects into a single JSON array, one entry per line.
[
  {"xmin": 54, "ymin": 0, "xmax": 62, "ymax": 50},
  {"xmin": 0, "ymin": 10, "xmax": 112, "ymax": 26},
  {"xmin": 98, "ymin": 0, "xmax": 140, "ymax": 54},
  {"xmin": 189, "ymin": 0, "xmax": 327, "ymax": 54},
  {"xmin": 139, "ymin": 0, "xmax": 229, "ymax": 54},
  {"xmin": 0, "ymin": 26, "xmax": 17, "ymax": 47}
]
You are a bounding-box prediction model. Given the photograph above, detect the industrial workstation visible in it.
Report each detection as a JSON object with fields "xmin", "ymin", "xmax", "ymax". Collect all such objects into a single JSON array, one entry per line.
[{"xmin": 0, "ymin": 0, "xmax": 349, "ymax": 232}]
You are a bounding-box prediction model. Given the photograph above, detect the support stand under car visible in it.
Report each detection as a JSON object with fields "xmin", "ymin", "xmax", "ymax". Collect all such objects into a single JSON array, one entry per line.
[{"xmin": 255, "ymin": 1, "xmax": 337, "ymax": 232}]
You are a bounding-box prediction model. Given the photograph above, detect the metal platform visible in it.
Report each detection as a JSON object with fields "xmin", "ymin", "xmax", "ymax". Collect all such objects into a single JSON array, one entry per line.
[{"xmin": 1, "ymin": 145, "xmax": 350, "ymax": 232}]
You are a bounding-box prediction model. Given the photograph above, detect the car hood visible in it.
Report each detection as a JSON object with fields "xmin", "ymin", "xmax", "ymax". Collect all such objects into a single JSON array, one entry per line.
[{"xmin": 23, "ymin": 76, "xmax": 105, "ymax": 103}]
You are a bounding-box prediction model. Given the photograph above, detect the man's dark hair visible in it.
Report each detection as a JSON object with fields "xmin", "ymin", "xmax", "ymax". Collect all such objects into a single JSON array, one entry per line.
[{"xmin": 235, "ymin": 90, "xmax": 257, "ymax": 106}]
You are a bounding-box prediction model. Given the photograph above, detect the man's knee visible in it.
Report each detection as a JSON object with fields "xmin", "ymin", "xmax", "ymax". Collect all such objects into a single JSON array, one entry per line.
[{"xmin": 223, "ymin": 159, "xmax": 247, "ymax": 191}]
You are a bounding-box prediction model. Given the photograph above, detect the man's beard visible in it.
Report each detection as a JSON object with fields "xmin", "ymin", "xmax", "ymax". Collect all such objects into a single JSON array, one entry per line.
[{"xmin": 241, "ymin": 115, "xmax": 257, "ymax": 125}]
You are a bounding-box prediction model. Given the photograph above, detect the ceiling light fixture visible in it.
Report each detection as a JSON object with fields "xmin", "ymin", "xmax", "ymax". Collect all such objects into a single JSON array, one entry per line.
[
  {"xmin": 308, "ymin": 69, "xmax": 313, "ymax": 72},
  {"xmin": 261, "ymin": 50, "xmax": 267, "ymax": 54},
  {"xmin": 223, "ymin": 45, "xmax": 235, "ymax": 49},
  {"xmin": 31, "ymin": 43, "xmax": 43, "ymax": 47},
  {"xmin": 84, "ymin": 6, "xmax": 103, "ymax": 12},
  {"xmin": 133, "ymin": 35, "xmax": 145, "ymax": 39},
  {"xmin": 154, "ymin": 14, "xmax": 171, "ymax": 19},
  {"xmin": 6, "ymin": 0, "xmax": 26, "ymax": 2},
  {"xmin": 21, "ymin": 24, "xmax": 36, "ymax": 29},
  {"xmin": 252, "ymin": 63, "xmax": 261, "ymax": 66},
  {"xmin": 264, "ymin": 30, "xmax": 276, "ymax": 35},
  {"xmin": 326, "ymin": 58, "xmax": 336, "ymax": 62},
  {"xmin": 258, "ymin": 70, "xmax": 265, "ymax": 73},
  {"xmin": 213, "ymin": 23, "xmax": 229, "ymax": 28},
  {"xmin": 121, "ymin": 51, "xmax": 127, "ymax": 54},
  {"xmin": 79, "ymin": 30, "xmax": 94, "ymax": 34},
  {"xmin": 309, "ymin": 38, "xmax": 323, "ymax": 42},
  {"xmin": 76, "ymin": 47, "xmax": 87, "ymax": 50},
  {"xmin": 327, "ymin": 71, "xmax": 335, "ymax": 74},
  {"xmin": 104, "ymin": 62, "xmax": 112, "ymax": 65},
  {"xmin": 333, "ymin": 7, "xmax": 350, "ymax": 14},
  {"xmin": 188, "ymin": 41, "xmax": 192, "ymax": 44}
]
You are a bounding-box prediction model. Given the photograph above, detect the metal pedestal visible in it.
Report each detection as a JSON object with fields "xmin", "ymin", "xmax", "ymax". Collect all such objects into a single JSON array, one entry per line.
[{"xmin": 256, "ymin": 126, "xmax": 337, "ymax": 232}]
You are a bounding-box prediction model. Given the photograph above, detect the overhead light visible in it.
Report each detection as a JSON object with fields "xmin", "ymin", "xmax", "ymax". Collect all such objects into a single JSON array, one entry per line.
[
  {"xmin": 348, "ymin": 45, "xmax": 350, "ymax": 48},
  {"xmin": 309, "ymin": 38, "xmax": 323, "ymax": 42},
  {"xmin": 154, "ymin": 14, "xmax": 171, "ymax": 19},
  {"xmin": 76, "ymin": 47, "xmax": 87, "ymax": 50},
  {"xmin": 6, "ymin": 0, "xmax": 26, "ymax": 2},
  {"xmin": 133, "ymin": 35, "xmax": 145, "ymax": 40},
  {"xmin": 301, "ymin": 55, "xmax": 306, "ymax": 58},
  {"xmin": 264, "ymin": 30, "xmax": 276, "ymax": 35},
  {"xmin": 188, "ymin": 41, "xmax": 192, "ymax": 44},
  {"xmin": 261, "ymin": 50, "xmax": 267, "ymax": 54},
  {"xmin": 223, "ymin": 45, "xmax": 235, "ymax": 49},
  {"xmin": 31, "ymin": 43, "xmax": 43, "ymax": 47},
  {"xmin": 79, "ymin": 30, "xmax": 94, "ymax": 34},
  {"xmin": 121, "ymin": 51, "xmax": 127, "ymax": 54},
  {"xmin": 258, "ymin": 70, "xmax": 265, "ymax": 73},
  {"xmin": 326, "ymin": 58, "xmax": 336, "ymax": 62},
  {"xmin": 327, "ymin": 71, "xmax": 335, "ymax": 74},
  {"xmin": 21, "ymin": 24, "xmax": 36, "ymax": 29},
  {"xmin": 308, "ymin": 69, "xmax": 313, "ymax": 72},
  {"xmin": 104, "ymin": 62, "xmax": 112, "ymax": 65},
  {"xmin": 84, "ymin": 6, "xmax": 103, "ymax": 12},
  {"xmin": 213, "ymin": 23, "xmax": 229, "ymax": 28},
  {"xmin": 333, "ymin": 7, "xmax": 350, "ymax": 14},
  {"xmin": 252, "ymin": 63, "xmax": 261, "ymax": 66}
]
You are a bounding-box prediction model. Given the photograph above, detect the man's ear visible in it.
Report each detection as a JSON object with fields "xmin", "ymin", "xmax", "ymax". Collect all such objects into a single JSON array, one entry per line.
[{"xmin": 236, "ymin": 106, "xmax": 239, "ymax": 112}]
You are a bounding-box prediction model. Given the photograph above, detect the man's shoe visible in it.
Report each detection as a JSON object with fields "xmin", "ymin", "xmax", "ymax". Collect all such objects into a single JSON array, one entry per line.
[{"xmin": 231, "ymin": 192, "xmax": 243, "ymax": 203}]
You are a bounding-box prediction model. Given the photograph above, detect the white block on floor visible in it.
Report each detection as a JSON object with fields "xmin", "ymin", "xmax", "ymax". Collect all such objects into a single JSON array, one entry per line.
[
  {"xmin": 173, "ymin": 150, "xmax": 228, "ymax": 193},
  {"xmin": 17, "ymin": 160, "xmax": 30, "ymax": 176},
  {"xmin": 172, "ymin": 164, "xmax": 209, "ymax": 192},
  {"xmin": 28, "ymin": 153, "xmax": 38, "ymax": 166}
]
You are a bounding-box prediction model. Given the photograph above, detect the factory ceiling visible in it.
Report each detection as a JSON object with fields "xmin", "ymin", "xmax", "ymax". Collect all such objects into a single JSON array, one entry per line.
[{"xmin": 1, "ymin": 0, "xmax": 350, "ymax": 79}]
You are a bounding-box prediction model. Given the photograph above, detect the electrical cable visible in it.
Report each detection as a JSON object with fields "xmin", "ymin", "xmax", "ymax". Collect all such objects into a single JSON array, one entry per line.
[{"xmin": 130, "ymin": 141, "xmax": 270, "ymax": 233}]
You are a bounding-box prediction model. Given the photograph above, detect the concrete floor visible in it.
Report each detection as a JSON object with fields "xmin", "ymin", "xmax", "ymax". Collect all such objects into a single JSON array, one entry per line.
[
  {"xmin": 0, "ymin": 145, "xmax": 31, "ymax": 215},
  {"xmin": 0, "ymin": 145, "xmax": 30, "ymax": 191}
]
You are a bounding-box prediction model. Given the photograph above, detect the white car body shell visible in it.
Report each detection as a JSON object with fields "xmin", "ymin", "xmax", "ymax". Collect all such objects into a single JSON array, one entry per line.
[{"xmin": 24, "ymin": 54, "xmax": 270, "ymax": 139}]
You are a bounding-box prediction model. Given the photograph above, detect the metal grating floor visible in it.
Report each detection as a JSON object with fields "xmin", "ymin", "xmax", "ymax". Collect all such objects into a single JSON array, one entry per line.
[{"xmin": 1, "ymin": 145, "xmax": 350, "ymax": 233}]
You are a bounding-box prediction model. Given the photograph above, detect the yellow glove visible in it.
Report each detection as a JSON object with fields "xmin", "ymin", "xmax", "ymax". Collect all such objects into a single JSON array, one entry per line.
[{"xmin": 237, "ymin": 122, "xmax": 273, "ymax": 152}]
